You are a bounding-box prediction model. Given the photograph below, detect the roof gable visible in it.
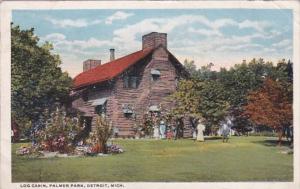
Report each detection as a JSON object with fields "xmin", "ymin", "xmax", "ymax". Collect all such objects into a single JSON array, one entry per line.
[
  {"xmin": 73, "ymin": 49, "xmax": 153, "ymax": 89},
  {"xmin": 73, "ymin": 46, "xmax": 189, "ymax": 89}
]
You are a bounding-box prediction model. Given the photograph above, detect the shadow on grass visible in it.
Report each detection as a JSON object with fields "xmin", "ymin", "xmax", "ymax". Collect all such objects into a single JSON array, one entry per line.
[
  {"xmin": 204, "ymin": 136, "xmax": 223, "ymax": 140},
  {"xmin": 252, "ymin": 139, "xmax": 291, "ymax": 147}
]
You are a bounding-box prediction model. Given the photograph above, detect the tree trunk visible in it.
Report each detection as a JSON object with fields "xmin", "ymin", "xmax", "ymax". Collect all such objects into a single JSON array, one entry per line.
[
  {"xmin": 277, "ymin": 128, "xmax": 283, "ymax": 146},
  {"xmin": 101, "ymin": 142, "xmax": 108, "ymax": 154}
]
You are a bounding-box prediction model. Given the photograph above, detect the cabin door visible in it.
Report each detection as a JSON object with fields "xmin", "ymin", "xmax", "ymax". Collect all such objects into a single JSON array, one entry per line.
[{"xmin": 77, "ymin": 116, "xmax": 92, "ymax": 143}]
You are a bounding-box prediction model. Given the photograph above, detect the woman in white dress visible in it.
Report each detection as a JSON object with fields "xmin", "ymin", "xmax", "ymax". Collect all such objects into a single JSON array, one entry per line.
[{"xmin": 153, "ymin": 125, "xmax": 160, "ymax": 139}]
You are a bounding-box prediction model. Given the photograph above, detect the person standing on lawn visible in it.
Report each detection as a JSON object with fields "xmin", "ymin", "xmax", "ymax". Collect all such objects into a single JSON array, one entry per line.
[
  {"xmin": 153, "ymin": 125, "xmax": 160, "ymax": 139},
  {"xmin": 192, "ymin": 127, "xmax": 197, "ymax": 140},
  {"xmin": 196, "ymin": 121, "xmax": 205, "ymax": 142},
  {"xmin": 221, "ymin": 117, "xmax": 232, "ymax": 143},
  {"xmin": 166, "ymin": 127, "xmax": 173, "ymax": 140},
  {"xmin": 159, "ymin": 120, "xmax": 166, "ymax": 139},
  {"xmin": 172, "ymin": 124, "xmax": 177, "ymax": 140}
]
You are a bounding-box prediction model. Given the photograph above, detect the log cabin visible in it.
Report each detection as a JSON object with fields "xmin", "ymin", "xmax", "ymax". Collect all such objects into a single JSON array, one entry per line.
[{"xmin": 71, "ymin": 32, "xmax": 192, "ymax": 137}]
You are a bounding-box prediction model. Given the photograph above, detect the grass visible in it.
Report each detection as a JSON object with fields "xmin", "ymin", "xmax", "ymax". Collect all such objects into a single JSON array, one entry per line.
[{"xmin": 12, "ymin": 136, "xmax": 293, "ymax": 182}]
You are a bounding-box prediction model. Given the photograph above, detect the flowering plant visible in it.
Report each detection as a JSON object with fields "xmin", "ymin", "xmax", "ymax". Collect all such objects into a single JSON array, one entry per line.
[
  {"xmin": 35, "ymin": 108, "xmax": 82, "ymax": 153},
  {"xmin": 87, "ymin": 115, "xmax": 113, "ymax": 154}
]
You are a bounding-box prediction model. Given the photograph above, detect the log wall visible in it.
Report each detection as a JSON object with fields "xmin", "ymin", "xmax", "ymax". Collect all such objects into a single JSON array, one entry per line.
[{"xmin": 72, "ymin": 47, "xmax": 192, "ymax": 137}]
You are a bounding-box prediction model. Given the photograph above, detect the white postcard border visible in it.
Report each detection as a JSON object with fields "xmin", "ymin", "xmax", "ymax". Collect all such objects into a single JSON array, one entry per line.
[{"xmin": 1, "ymin": 1, "xmax": 300, "ymax": 189}]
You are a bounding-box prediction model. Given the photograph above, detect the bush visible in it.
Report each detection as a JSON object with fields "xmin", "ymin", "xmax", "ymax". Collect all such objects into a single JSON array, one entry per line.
[
  {"xmin": 35, "ymin": 108, "xmax": 82, "ymax": 153},
  {"xmin": 88, "ymin": 115, "xmax": 113, "ymax": 154},
  {"xmin": 141, "ymin": 113, "xmax": 154, "ymax": 137}
]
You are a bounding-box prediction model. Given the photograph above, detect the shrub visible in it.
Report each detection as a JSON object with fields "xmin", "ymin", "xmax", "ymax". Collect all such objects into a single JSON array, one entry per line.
[
  {"xmin": 35, "ymin": 108, "xmax": 82, "ymax": 153},
  {"xmin": 88, "ymin": 115, "xmax": 113, "ymax": 154},
  {"xmin": 142, "ymin": 113, "xmax": 154, "ymax": 137}
]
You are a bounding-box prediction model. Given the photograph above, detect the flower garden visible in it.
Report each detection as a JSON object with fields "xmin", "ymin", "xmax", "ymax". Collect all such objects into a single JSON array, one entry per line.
[{"xmin": 15, "ymin": 108, "xmax": 124, "ymax": 158}]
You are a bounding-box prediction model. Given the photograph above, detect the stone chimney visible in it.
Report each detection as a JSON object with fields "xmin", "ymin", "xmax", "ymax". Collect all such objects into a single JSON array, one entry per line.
[
  {"xmin": 83, "ymin": 59, "xmax": 101, "ymax": 72},
  {"xmin": 110, "ymin": 48, "xmax": 115, "ymax": 61},
  {"xmin": 142, "ymin": 32, "xmax": 167, "ymax": 50}
]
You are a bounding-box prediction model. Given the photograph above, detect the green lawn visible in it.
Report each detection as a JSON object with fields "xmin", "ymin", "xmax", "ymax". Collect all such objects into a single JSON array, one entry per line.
[{"xmin": 12, "ymin": 136, "xmax": 293, "ymax": 182}]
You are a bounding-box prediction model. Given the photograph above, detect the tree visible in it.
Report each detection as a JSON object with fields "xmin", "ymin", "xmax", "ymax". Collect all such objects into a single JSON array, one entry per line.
[
  {"xmin": 198, "ymin": 80, "xmax": 229, "ymax": 135},
  {"xmin": 181, "ymin": 58, "xmax": 293, "ymax": 137},
  {"xmin": 169, "ymin": 79, "xmax": 202, "ymax": 137},
  {"xmin": 198, "ymin": 63, "xmax": 217, "ymax": 81},
  {"xmin": 170, "ymin": 79, "xmax": 202, "ymax": 119},
  {"xmin": 243, "ymin": 78, "xmax": 292, "ymax": 145},
  {"xmin": 183, "ymin": 59, "xmax": 197, "ymax": 78},
  {"xmin": 183, "ymin": 60, "xmax": 217, "ymax": 80},
  {"xmin": 170, "ymin": 79, "xmax": 229, "ymax": 136},
  {"xmin": 217, "ymin": 58, "xmax": 279, "ymax": 132},
  {"xmin": 11, "ymin": 24, "xmax": 72, "ymax": 136}
]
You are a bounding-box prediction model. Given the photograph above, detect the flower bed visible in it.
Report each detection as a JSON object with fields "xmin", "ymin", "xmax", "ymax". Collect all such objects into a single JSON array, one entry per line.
[{"xmin": 16, "ymin": 144, "xmax": 124, "ymax": 158}]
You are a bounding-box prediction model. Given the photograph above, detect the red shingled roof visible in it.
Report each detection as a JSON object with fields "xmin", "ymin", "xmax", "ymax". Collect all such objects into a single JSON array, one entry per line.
[{"xmin": 73, "ymin": 49, "xmax": 153, "ymax": 89}]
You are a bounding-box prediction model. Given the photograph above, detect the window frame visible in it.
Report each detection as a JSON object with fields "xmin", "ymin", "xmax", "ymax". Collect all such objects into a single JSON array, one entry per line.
[
  {"xmin": 123, "ymin": 75, "xmax": 139, "ymax": 89},
  {"xmin": 151, "ymin": 69, "xmax": 161, "ymax": 82},
  {"xmin": 95, "ymin": 103, "xmax": 107, "ymax": 116}
]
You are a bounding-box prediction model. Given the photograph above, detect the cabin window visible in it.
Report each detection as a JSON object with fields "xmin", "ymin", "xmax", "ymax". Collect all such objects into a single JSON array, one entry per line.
[
  {"xmin": 122, "ymin": 104, "xmax": 135, "ymax": 118},
  {"xmin": 149, "ymin": 105, "xmax": 160, "ymax": 112},
  {"xmin": 149, "ymin": 105, "xmax": 161, "ymax": 117},
  {"xmin": 123, "ymin": 76, "xmax": 129, "ymax": 88},
  {"xmin": 91, "ymin": 97, "xmax": 107, "ymax": 116},
  {"xmin": 95, "ymin": 105, "xmax": 106, "ymax": 116},
  {"xmin": 123, "ymin": 75, "xmax": 138, "ymax": 89},
  {"xmin": 130, "ymin": 76, "xmax": 138, "ymax": 88},
  {"xmin": 151, "ymin": 69, "xmax": 160, "ymax": 81}
]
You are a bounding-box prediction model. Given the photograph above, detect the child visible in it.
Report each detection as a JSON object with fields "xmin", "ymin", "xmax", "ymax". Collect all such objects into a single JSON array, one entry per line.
[{"xmin": 166, "ymin": 128, "xmax": 173, "ymax": 140}]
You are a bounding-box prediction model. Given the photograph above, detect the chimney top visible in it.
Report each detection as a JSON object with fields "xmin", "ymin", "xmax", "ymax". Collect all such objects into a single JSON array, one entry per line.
[
  {"xmin": 110, "ymin": 48, "xmax": 115, "ymax": 61},
  {"xmin": 83, "ymin": 59, "xmax": 101, "ymax": 72},
  {"xmin": 142, "ymin": 32, "xmax": 167, "ymax": 50}
]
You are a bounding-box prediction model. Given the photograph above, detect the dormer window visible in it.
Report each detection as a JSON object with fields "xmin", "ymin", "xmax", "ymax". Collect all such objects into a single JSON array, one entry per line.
[
  {"xmin": 151, "ymin": 69, "xmax": 160, "ymax": 81},
  {"xmin": 130, "ymin": 76, "xmax": 138, "ymax": 88}
]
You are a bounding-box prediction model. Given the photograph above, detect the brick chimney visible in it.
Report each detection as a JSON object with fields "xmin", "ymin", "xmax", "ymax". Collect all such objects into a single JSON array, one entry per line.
[
  {"xmin": 83, "ymin": 59, "xmax": 101, "ymax": 72},
  {"xmin": 110, "ymin": 48, "xmax": 115, "ymax": 61},
  {"xmin": 142, "ymin": 32, "xmax": 167, "ymax": 50}
]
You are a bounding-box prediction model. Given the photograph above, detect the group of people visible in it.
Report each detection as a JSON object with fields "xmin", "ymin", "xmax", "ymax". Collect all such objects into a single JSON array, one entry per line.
[
  {"xmin": 151, "ymin": 117, "xmax": 233, "ymax": 142},
  {"xmin": 153, "ymin": 120, "xmax": 170, "ymax": 139},
  {"xmin": 192, "ymin": 117, "xmax": 233, "ymax": 142},
  {"xmin": 152, "ymin": 120, "xmax": 184, "ymax": 140},
  {"xmin": 147, "ymin": 111, "xmax": 233, "ymax": 141}
]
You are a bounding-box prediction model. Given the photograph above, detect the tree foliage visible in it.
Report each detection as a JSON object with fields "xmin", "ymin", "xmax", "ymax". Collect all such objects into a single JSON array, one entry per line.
[
  {"xmin": 183, "ymin": 59, "xmax": 197, "ymax": 78},
  {"xmin": 170, "ymin": 78, "xmax": 229, "ymax": 133},
  {"xmin": 198, "ymin": 80, "xmax": 229, "ymax": 129},
  {"xmin": 217, "ymin": 58, "xmax": 292, "ymax": 130},
  {"xmin": 243, "ymin": 78, "xmax": 292, "ymax": 144},
  {"xmin": 180, "ymin": 58, "xmax": 293, "ymax": 136},
  {"xmin": 183, "ymin": 59, "xmax": 216, "ymax": 80},
  {"xmin": 11, "ymin": 24, "xmax": 72, "ymax": 134},
  {"xmin": 170, "ymin": 80, "xmax": 202, "ymax": 119}
]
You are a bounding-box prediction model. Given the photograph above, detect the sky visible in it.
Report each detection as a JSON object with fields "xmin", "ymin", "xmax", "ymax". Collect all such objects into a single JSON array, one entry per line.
[{"xmin": 12, "ymin": 9, "xmax": 293, "ymax": 77}]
